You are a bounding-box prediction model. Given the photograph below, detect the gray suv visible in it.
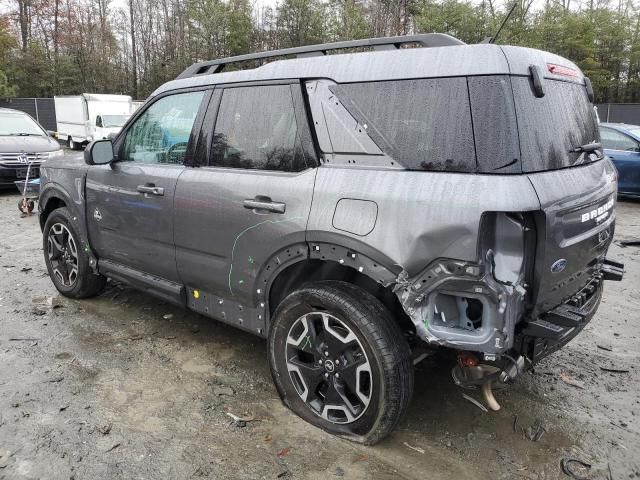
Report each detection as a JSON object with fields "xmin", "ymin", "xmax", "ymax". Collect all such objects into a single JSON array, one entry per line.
[{"xmin": 38, "ymin": 34, "xmax": 624, "ymax": 444}]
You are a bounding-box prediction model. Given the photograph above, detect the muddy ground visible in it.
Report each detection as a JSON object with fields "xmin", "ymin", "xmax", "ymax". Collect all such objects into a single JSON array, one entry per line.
[{"xmin": 0, "ymin": 191, "xmax": 638, "ymax": 480}]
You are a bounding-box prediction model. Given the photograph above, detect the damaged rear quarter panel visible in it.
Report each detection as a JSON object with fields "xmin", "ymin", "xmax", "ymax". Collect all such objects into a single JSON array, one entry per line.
[{"xmin": 307, "ymin": 167, "xmax": 541, "ymax": 351}]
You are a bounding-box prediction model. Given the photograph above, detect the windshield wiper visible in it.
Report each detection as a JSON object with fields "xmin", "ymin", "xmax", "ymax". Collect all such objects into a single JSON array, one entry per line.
[
  {"xmin": 570, "ymin": 142, "xmax": 603, "ymax": 166},
  {"xmin": 569, "ymin": 142, "xmax": 602, "ymax": 154}
]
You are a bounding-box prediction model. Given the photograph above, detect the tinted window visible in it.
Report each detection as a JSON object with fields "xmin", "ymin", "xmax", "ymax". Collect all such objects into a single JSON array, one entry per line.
[
  {"xmin": 330, "ymin": 78, "xmax": 476, "ymax": 172},
  {"xmin": 123, "ymin": 91, "xmax": 204, "ymax": 164},
  {"xmin": 468, "ymin": 76, "xmax": 521, "ymax": 173},
  {"xmin": 211, "ymin": 85, "xmax": 307, "ymax": 172},
  {"xmin": 512, "ymin": 78, "xmax": 600, "ymax": 172},
  {"xmin": 600, "ymin": 127, "xmax": 639, "ymax": 151}
]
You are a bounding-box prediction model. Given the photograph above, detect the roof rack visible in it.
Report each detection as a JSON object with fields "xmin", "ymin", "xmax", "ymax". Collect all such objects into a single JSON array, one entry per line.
[{"xmin": 176, "ymin": 33, "xmax": 465, "ymax": 79}]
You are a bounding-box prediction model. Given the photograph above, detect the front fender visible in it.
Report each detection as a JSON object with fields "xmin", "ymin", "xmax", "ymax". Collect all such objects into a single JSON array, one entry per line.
[
  {"xmin": 39, "ymin": 181, "xmax": 98, "ymax": 273},
  {"xmin": 39, "ymin": 182, "xmax": 82, "ymax": 230}
]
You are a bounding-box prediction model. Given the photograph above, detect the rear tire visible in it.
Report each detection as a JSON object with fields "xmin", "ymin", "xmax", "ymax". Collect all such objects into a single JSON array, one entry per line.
[
  {"xmin": 43, "ymin": 207, "xmax": 106, "ymax": 298},
  {"xmin": 268, "ymin": 281, "xmax": 413, "ymax": 445}
]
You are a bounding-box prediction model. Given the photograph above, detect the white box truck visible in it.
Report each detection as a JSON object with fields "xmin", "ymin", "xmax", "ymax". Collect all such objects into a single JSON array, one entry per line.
[{"xmin": 54, "ymin": 94, "xmax": 133, "ymax": 149}]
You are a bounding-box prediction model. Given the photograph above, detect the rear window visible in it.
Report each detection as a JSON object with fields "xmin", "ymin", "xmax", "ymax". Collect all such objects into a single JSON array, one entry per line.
[
  {"xmin": 512, "ymin": 78, "xmax": 600, "ymax": 172},
  {"xmin": 329, "ymin": 78, "xmax": 476, "ymax": 172}
]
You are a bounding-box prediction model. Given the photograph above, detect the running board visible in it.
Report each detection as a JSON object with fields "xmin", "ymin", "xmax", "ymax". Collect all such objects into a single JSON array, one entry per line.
[{"xmin": 98, "ymin": 259, "xmax": 186, "ymax": 307}]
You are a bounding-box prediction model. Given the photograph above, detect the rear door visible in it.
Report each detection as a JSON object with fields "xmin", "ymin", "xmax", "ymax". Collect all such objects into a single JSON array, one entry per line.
[
  {"xmin": 600, "ymin": 126, "xmax": 640, "ymax": 195},
  {"xmin": 86, "ymin": 89, "xmax": 208, "ymax": 283},
  {"xmin": 509, "ymin": 74, "xmax": 617, "ymax": 315},
  {"xmin": 174, "ymin": 82, "xmax": 317, "ymax": 327}
]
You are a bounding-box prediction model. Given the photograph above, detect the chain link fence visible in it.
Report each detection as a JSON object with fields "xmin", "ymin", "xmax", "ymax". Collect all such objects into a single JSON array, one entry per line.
[
  {"xmin": 0, "ymin": 98, "xmax": 57, "ymax": 131},
  {"xmin": 596, "ymin": 103, "xmax": 640, "ymax": 125}
]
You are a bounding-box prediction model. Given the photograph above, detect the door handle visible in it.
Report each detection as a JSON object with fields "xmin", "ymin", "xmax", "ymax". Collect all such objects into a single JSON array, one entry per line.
[
  {"xmin": 137, "ymin": 184, "xmax": 164, "ymax": 196},
  {"xmin": 243, "ymin": 197, "xmax": 286, "ymax": 214}
]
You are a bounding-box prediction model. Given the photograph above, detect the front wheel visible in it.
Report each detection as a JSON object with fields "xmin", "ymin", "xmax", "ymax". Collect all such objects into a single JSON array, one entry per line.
[
  {"xmin": 268, "ymin": 281, "xmax": 414, "ymax": 445},
  {"xmin": 43, "ymin": 207, "xmax": 106, "ymax": 298}
]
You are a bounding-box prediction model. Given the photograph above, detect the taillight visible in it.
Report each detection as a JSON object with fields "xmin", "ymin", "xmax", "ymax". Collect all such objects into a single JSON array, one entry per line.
[{"xmin": 547, "ymin": 63, "xmax": 578, "ymax": 78}]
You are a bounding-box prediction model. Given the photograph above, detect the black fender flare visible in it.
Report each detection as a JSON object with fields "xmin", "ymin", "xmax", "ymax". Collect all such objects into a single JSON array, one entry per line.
[{"xmin": 258, "ymin": 233, "xmax": 402, "ymax": 329}]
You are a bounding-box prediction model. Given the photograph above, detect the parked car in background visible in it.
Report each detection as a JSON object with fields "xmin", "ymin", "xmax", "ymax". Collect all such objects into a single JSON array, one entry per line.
[
  {"xmin": 600, "ymin": 123, "xmax": 640, "ymax": 198},
  {"xmin": 54, "ymin": 94, "xmax": 133, "ymax": 150},
  {"xmin": 0, "ymin": 108, "xmax": 62, "ymax": 188}
]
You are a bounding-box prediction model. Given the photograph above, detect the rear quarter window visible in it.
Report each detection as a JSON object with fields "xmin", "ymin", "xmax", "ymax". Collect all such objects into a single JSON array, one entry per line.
[
  {"xmin": 468, "ymin": 76, "xmax": 521, "ymax": 173},
  {"xmin": 329, "ymin": 78, "xmax": 476, "ymax": 172}
]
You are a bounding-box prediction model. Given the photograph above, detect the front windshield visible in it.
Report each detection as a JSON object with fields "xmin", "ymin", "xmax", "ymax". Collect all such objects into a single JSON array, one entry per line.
[
  {"xmin": 101, "ymin": 115, "xmax": 129, "ymax": 128},
  {"xmin": 0, "ymin": 113, "xmax": 45, "ymax": 136}
]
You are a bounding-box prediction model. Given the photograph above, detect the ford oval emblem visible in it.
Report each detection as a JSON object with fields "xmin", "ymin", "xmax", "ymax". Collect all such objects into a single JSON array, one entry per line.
[{"xmin": 551, "ymin": 259, "xmax": 567, "ymax": 273}]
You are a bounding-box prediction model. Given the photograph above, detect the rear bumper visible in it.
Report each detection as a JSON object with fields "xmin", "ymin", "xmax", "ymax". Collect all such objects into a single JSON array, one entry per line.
[{"xmin": 513, "ymin": 258, "xmax": 623, "ymax": 363}]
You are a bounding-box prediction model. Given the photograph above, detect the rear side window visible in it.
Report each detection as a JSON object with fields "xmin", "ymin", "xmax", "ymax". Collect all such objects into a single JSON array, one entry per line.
[
  {"xmin": 211, "ymin": 85, "xmax": 307, "ymax": 172},
  {"xmin": 512, "ymin": 78, "xmax": 600, "ymax": 172},
  {"xmin": 330, "ymin": 78, "xmax": 476, "ymax": 172}
]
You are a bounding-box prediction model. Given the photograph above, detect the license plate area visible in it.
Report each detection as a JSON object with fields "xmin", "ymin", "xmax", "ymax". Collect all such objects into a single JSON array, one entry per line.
[{"xmin": 15, "ymin": 167, "xmax": 38, "ymax": 179}]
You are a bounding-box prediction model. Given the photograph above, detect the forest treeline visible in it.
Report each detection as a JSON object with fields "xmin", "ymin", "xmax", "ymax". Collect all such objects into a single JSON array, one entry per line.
[{"xmin": 0, "ymin": 0, "xmax": 638, "ymax": 102}]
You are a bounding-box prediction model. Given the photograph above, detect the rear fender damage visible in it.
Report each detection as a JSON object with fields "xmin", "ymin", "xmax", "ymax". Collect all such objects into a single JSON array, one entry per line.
[{"xmin": 393, "ymin": 212, "xmax": 533, "ymax": 355}]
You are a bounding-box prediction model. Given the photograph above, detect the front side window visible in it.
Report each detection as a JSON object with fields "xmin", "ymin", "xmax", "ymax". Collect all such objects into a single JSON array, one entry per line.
[
  {"xmin": 123, "ymin": 91, "xmax": 204, "ymax": 164},
  {"xmin": 329, "ymin": 78, "xmax": 476, "ymax": 172},
  {"xmin": 600, "ymin": 127, "xmax": 639, "ymax": 152},
  {"xmin": 210, "ymin": 85, "xmax": 307, "ymax": 172}
]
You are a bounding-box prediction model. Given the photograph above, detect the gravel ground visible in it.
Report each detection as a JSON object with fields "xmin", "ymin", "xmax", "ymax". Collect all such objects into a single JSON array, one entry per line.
[{"xmin": 0, "ymin": 191, "xmax": 639, "ymax": 480}]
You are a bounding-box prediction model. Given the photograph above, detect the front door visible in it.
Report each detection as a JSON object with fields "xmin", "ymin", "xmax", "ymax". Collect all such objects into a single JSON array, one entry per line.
[
  {"xmin": 174, "ymin": 83, "xmax": 318, "ymax": 318},
  {"xmin": 86, "ymin": 90, "xmax": 208, "ymax": 282}
]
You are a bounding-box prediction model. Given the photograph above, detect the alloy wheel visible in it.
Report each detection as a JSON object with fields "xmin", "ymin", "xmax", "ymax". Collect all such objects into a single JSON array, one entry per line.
[
  {"xmin": 286, "ymin": 312, "xmax": 373, "ymax": 424},
  {"xmin": 47, "ymin": 223, "xmax": 79, "ymax": 287}
]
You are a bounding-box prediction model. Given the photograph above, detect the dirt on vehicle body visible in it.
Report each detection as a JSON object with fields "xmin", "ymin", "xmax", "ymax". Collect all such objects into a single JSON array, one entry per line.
[{"xmin": 38, "ymin": 34, "xmax": 624, "ymax": 443}]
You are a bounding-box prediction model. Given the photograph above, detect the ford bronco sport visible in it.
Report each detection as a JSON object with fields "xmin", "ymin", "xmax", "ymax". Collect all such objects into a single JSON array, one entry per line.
[{"xmin": 39, "ymin": 34, "xmax": 624, "ymax": 444}]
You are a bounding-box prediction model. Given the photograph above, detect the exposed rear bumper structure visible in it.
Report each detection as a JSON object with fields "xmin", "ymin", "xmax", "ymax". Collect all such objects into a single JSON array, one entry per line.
[{"xmin": 513, "ymin": 257, "xmax": 623, "ymax": 364}]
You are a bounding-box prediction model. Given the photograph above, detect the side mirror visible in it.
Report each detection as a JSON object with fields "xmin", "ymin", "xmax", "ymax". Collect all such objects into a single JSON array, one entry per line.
[
  {"xmin": 107, "ymin": 132, "xmax": 118, "ymax": 141},
  {"xmin": 84, "ymin": 139, "xmax": 115, "ymax": 165}
]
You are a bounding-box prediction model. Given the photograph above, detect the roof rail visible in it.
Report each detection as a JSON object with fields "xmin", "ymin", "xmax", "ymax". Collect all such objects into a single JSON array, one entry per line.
[{"xmin": 176, "ymin": 33, "xmax": 465, "ymax": 79}]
